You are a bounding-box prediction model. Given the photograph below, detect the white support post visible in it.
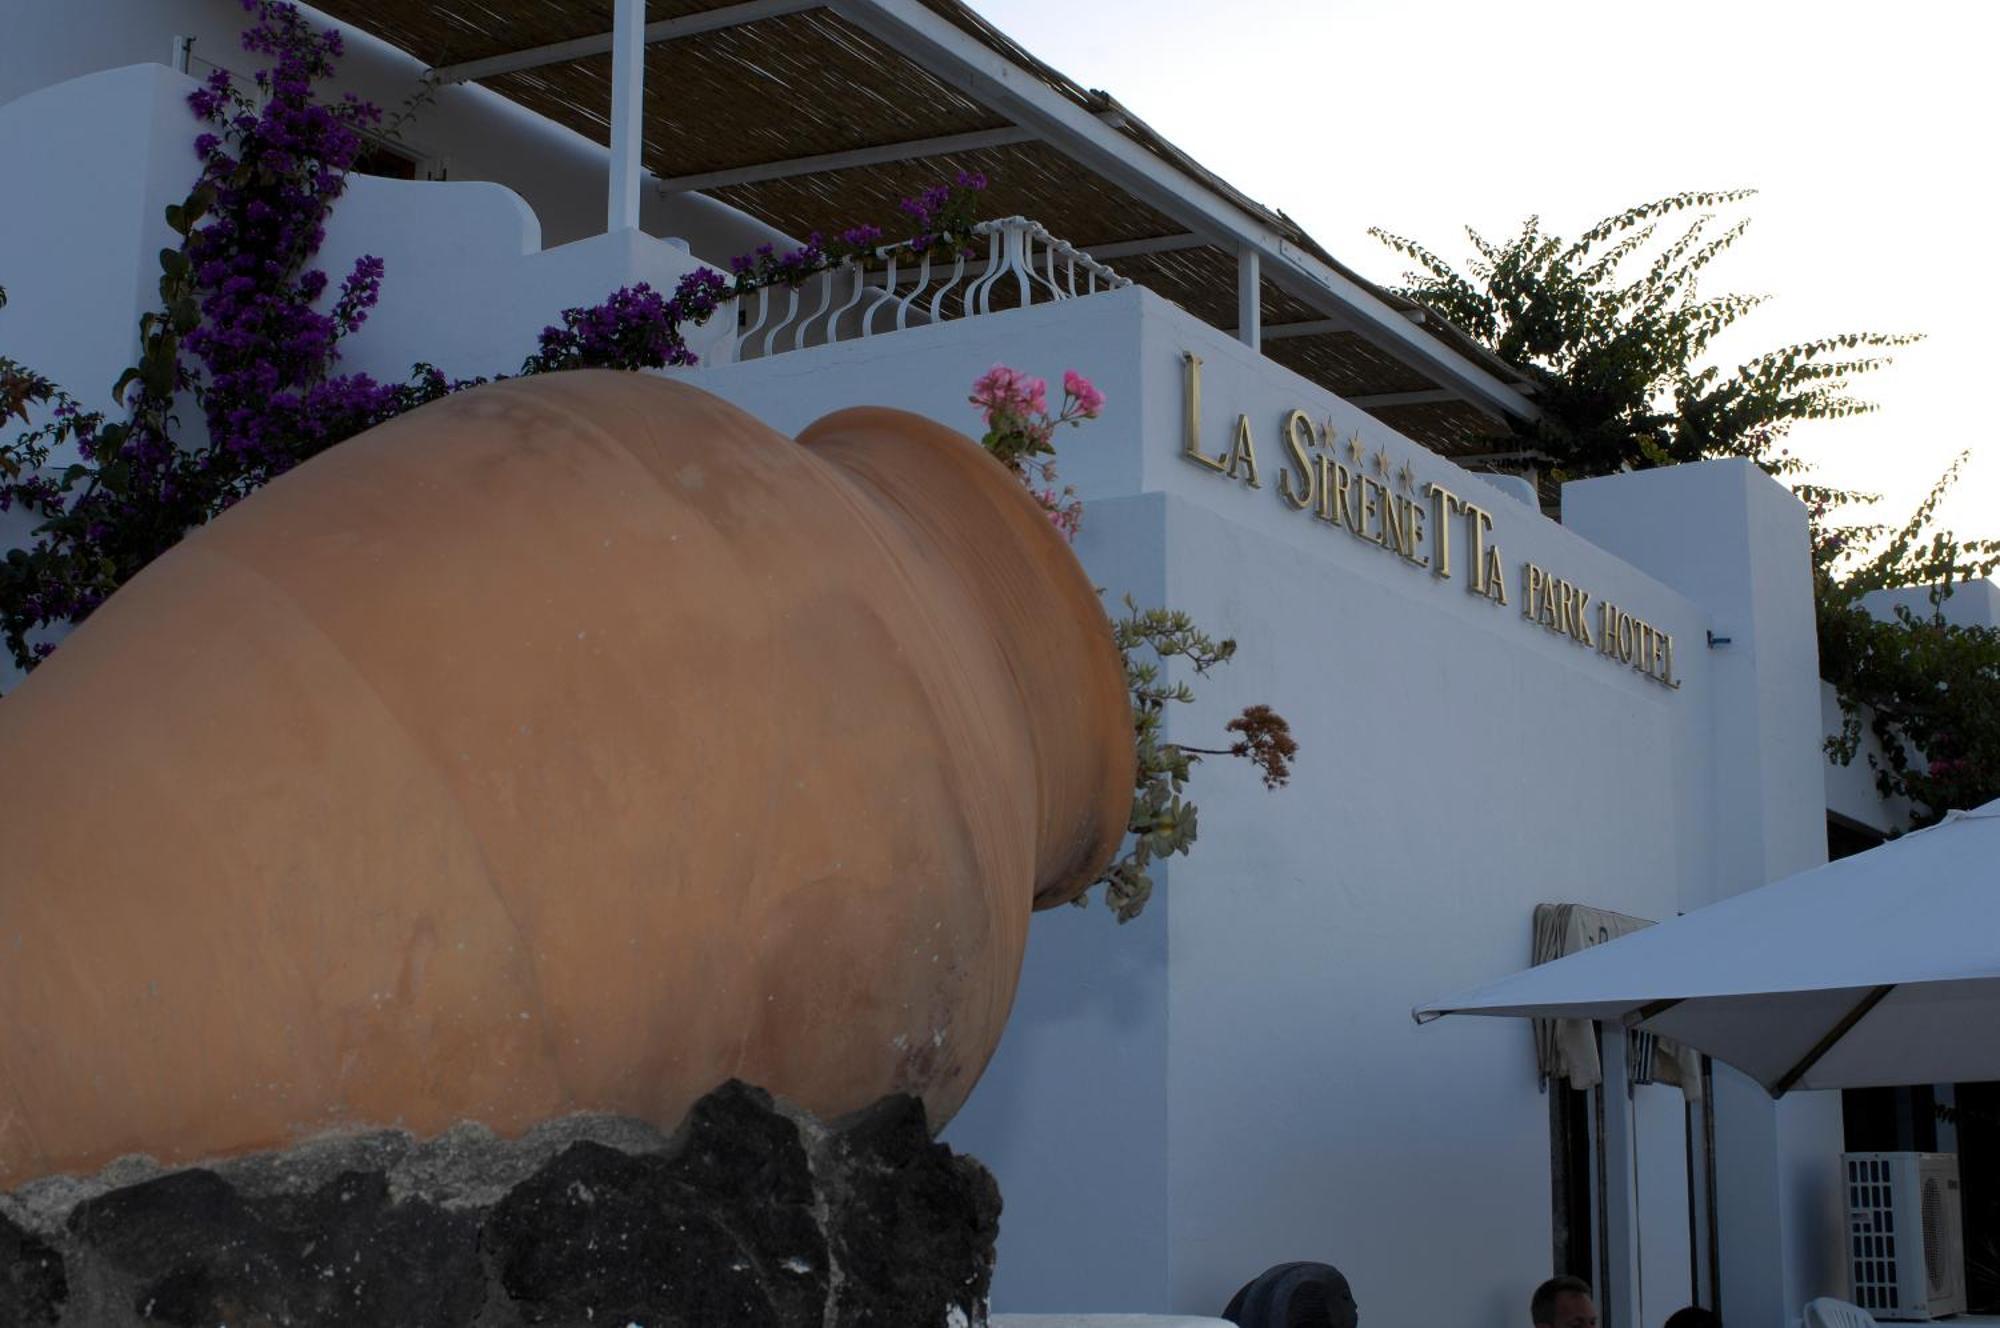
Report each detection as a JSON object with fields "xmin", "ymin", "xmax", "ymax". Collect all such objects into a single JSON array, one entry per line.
[
  {"xmin": 1236, "ymin": 247, "xmax": 1261, "ymax": 351},
  {"xmin": 1687, "ymin": 1064, "xmax": 1720, "ymax": 1313},
  {"xmin": 607, "ymin": 0, "xmax": 645, "ymax": 232},
  {"xmin": 1599, "ymin": 1027, "xmax": 1643, "ymax": 1328},
  {"xmin": 171, "ymin": 35, "xmax": 194, "ymax": 74}
]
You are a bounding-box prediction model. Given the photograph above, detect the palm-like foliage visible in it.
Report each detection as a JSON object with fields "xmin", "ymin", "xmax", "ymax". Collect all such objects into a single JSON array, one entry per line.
[{"xmin": 1371, "ymin": 190, "xmax": 1917, "ymax": 479}]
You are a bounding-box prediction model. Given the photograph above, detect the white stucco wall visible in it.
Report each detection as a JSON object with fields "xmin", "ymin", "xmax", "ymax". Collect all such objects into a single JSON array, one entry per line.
[
  {"xmin": 0, "ymin": 64, "xmax": 191, "ymax": 429},
  {"xmin": 1863, "ymin": 578, "xmax": 2000, "ymax": 629},
  {"xmin": 1563, "ymin": 462, "xmax": 1828, "ymax": 901},
  {"xmin": 676, "ymin": 287, "xmax": 1832, "ymax": 1326},
  {"xmin": 1565, "ymin": 462, "xmax": 1845, "ymax": 1328},
  {"xmin": 314, "ymin": 175, "xmax": 729, "ymax": 385},
  {"xmin": 945, "ymin": 493, "xmax": 1176, "ymax": 1312}
]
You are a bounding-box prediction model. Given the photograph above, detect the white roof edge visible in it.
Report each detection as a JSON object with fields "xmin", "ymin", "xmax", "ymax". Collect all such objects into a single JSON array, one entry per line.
[{"xmin": 827, "ymin": 0, "xmax": 1541, "ymax": 424}]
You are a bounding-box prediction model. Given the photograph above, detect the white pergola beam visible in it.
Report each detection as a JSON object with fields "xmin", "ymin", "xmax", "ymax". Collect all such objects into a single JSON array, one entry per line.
[
  {"xmin": 606, "ymin": 0, "xmax": 644, "ymax": 230},
  {"xmin": 1222, "ymin": 317, "xmax": 1349, "ymax": 341},
  {"xmin": 661, "ymin": 125, "xmax": 1036, "ymax": 193},
  {"xmin": 825, "ymin": 0, "xmax": 1538, "ymax": 424},
  {"xmin": 1075, "ymin": 232, "xmax": 1207, "ymax": 261},
  {"xmin": 1345, "ymin": 387, "xmax": 1462, "ymax": 409},
  {"xmin": 662, "ymin": 107, "xmax": 1129, "ymax": 195},
  {"xmin": 430, "ymin": 0, "xmax": 827, "ymax": 85},
  {"xmin": 1260, "ymin": 318, "xmax": 1346, "ymax": 340}
]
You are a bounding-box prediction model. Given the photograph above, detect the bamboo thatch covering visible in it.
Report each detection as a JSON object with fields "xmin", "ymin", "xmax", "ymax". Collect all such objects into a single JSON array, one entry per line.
[
  {"xmin": 1363, "ymin": 400, "xmax": 1508, "ymax": 457},
  {"xmin": 308, "ymin": 0, "xmax": 1533, "ymax": 458},
  {"xmin": 711, "ymin": 141, "xmax": 1186, "ymax": 255}
]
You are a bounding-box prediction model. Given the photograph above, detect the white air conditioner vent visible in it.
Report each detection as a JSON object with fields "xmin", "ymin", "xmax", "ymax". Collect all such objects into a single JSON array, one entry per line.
[{"xmin": 1843, "ymin": 1151, "xmax": 1966, "ymax": 1321}]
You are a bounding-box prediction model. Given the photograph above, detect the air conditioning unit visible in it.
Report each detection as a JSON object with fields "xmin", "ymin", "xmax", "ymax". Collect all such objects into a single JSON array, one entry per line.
[{"xmin": 1843, "ymin": 1152, "xmax": 1966, "ymax": 1320}]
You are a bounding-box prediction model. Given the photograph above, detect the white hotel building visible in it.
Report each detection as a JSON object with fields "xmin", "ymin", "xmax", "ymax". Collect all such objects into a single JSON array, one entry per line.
[{"xmin": 2, "ymin": 3, "xmax": 1991, "ymax": 1325}]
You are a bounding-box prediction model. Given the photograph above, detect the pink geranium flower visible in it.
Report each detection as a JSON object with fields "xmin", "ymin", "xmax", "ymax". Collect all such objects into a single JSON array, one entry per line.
[
  {"xmin": 1063, "ymin": 369, "xmax": 1104, "ymax": 419},
  {"xmin": 969, "ymin": 362, "xmax": 1105, "ymax": 541},
  {"xmin": 971, "ymin": 363, "xmax": 1048, "ymax": 426}
]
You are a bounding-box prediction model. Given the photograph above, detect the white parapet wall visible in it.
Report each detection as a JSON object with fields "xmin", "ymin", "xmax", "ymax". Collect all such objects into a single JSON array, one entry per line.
[
  {"xmin": 1863, "ymin": 578, "xmax": 2000, "ymax": 629},
  {"xmin": 314, "ymin": 175, "xmax": 729, "ymax": 386}
]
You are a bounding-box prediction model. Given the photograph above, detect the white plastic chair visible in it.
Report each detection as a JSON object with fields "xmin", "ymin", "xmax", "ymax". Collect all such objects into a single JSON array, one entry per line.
[{"xmin": 1803, "ymin": 1297, "xmax": 1876, "ymax": 1328}]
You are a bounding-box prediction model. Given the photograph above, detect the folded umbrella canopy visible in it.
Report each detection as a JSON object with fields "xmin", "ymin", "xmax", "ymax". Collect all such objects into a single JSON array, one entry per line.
[{"xmin": 1414, "ymin": 800, "xmax": 2000, "ymax": 1096}]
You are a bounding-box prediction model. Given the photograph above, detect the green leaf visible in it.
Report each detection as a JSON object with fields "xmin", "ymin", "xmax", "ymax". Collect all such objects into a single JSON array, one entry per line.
[{"xmin": 140, "ymin": 337, "xmax": 177, "ymax": 400}]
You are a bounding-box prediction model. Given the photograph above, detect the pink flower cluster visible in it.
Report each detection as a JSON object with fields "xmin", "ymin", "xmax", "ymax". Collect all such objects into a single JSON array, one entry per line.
[
  {"xmin": 970, "ymin": 364, "xmax": 1103, "ymax": 436},
  {"xmin": 1035, "ymin": 487, "xmax": 1085, "ymax": 541},
  {"xmin": 968, "ymin": 363, "xmax": 1104, "ymax": 543},
  {"xmin": 1063, "ymin": 368, "xmax": 1105, "ymax": 419},
  {"xmin": 971, "ymin": 363, "xmax": 1048, "ymax": 424}
]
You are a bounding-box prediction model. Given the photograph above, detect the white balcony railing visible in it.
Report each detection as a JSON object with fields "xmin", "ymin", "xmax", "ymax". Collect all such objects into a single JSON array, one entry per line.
[{"xmin": 713, "ymin": 216, "xmax": 1129, "ymax": 364}]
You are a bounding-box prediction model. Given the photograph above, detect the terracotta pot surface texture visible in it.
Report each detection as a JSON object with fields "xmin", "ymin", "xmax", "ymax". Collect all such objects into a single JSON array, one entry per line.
[{"xmin": 0, "ymin": 371, "xmax": 1134, "ymax": 1188}]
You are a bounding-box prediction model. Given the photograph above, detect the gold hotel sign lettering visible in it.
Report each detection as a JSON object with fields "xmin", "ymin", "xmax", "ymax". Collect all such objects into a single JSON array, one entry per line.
[{"xmin": 1179, "ymin": 353, "xmax": 1681, "ymax": 690}]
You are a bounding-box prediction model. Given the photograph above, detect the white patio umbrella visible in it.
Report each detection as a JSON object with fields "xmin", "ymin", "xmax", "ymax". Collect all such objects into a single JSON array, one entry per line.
[{"xmin": 1414, "ymin": 799, "xmax": 2000, "ymax": 1096}]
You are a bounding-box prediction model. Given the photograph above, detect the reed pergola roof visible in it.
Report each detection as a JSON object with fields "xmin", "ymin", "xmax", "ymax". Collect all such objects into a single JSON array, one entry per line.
[{"xmin": 308, "ymin": 0, "xmax": 1539, "ymax": 457}]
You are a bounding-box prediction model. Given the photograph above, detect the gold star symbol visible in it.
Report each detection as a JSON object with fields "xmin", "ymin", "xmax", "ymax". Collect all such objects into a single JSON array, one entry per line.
[
  {"xmin": 1397, "ymin": 460, "xmax": 1415, "ymax": 493},
  {"xmin": 1315, "ymin": 416, "xmax": 1331, "ymax": 446},
  {"xmin": 1346, "ymin": 433, "xmax": 1364, "ymax": 463},
  {"xmin": 1372, "ymin": 448, "xmax": 1390, "ymax": 476}
]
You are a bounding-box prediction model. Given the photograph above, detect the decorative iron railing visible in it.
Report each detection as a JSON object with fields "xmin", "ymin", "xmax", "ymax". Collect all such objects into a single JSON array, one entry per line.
[{"xmin": 713, "ymin": 217, "xmax": 1130, "ymax": 364}]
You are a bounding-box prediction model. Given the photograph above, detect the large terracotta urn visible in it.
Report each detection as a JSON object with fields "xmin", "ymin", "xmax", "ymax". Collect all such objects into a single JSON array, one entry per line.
[{"xmin": 0, "ymin": 371, "xmax": 1134, "ymax": 1188}]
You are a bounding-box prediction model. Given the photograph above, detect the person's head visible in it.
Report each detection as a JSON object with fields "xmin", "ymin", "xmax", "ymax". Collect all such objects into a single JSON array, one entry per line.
[
  {"xmin": 1531, "ymin": 1276, "xmax": 1598, "ymax": 1328},
  {"xmin": 1663, "ymin": 1309, "xmax": 1721, "ymax": 1328}
]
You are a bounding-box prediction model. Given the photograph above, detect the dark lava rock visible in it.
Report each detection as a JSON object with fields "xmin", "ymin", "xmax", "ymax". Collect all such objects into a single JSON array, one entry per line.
[
  {"xmin": 67, "ymin": 1165, "xmax": 483, "ymax": 1327},
  {"xmin": 824, "ymin": 1093, "xmax": 1001, "ymax": 1326},
  {"xmin": 2, "ymin": 1081, "xmax": 998, "ymax": 1327},
  {"xmin": 0, "ymin": 1203, "xmax": 66, "ymax": 1326},
  {"xmin": 487, "ymin": 1084, "xmax": 830, "ymax": 1327}
]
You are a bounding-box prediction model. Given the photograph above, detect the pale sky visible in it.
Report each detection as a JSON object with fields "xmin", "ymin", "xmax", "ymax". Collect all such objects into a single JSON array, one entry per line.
[{"xmin": 974, "ymin": 0, "xmax": 1998, "ymax": 544}]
